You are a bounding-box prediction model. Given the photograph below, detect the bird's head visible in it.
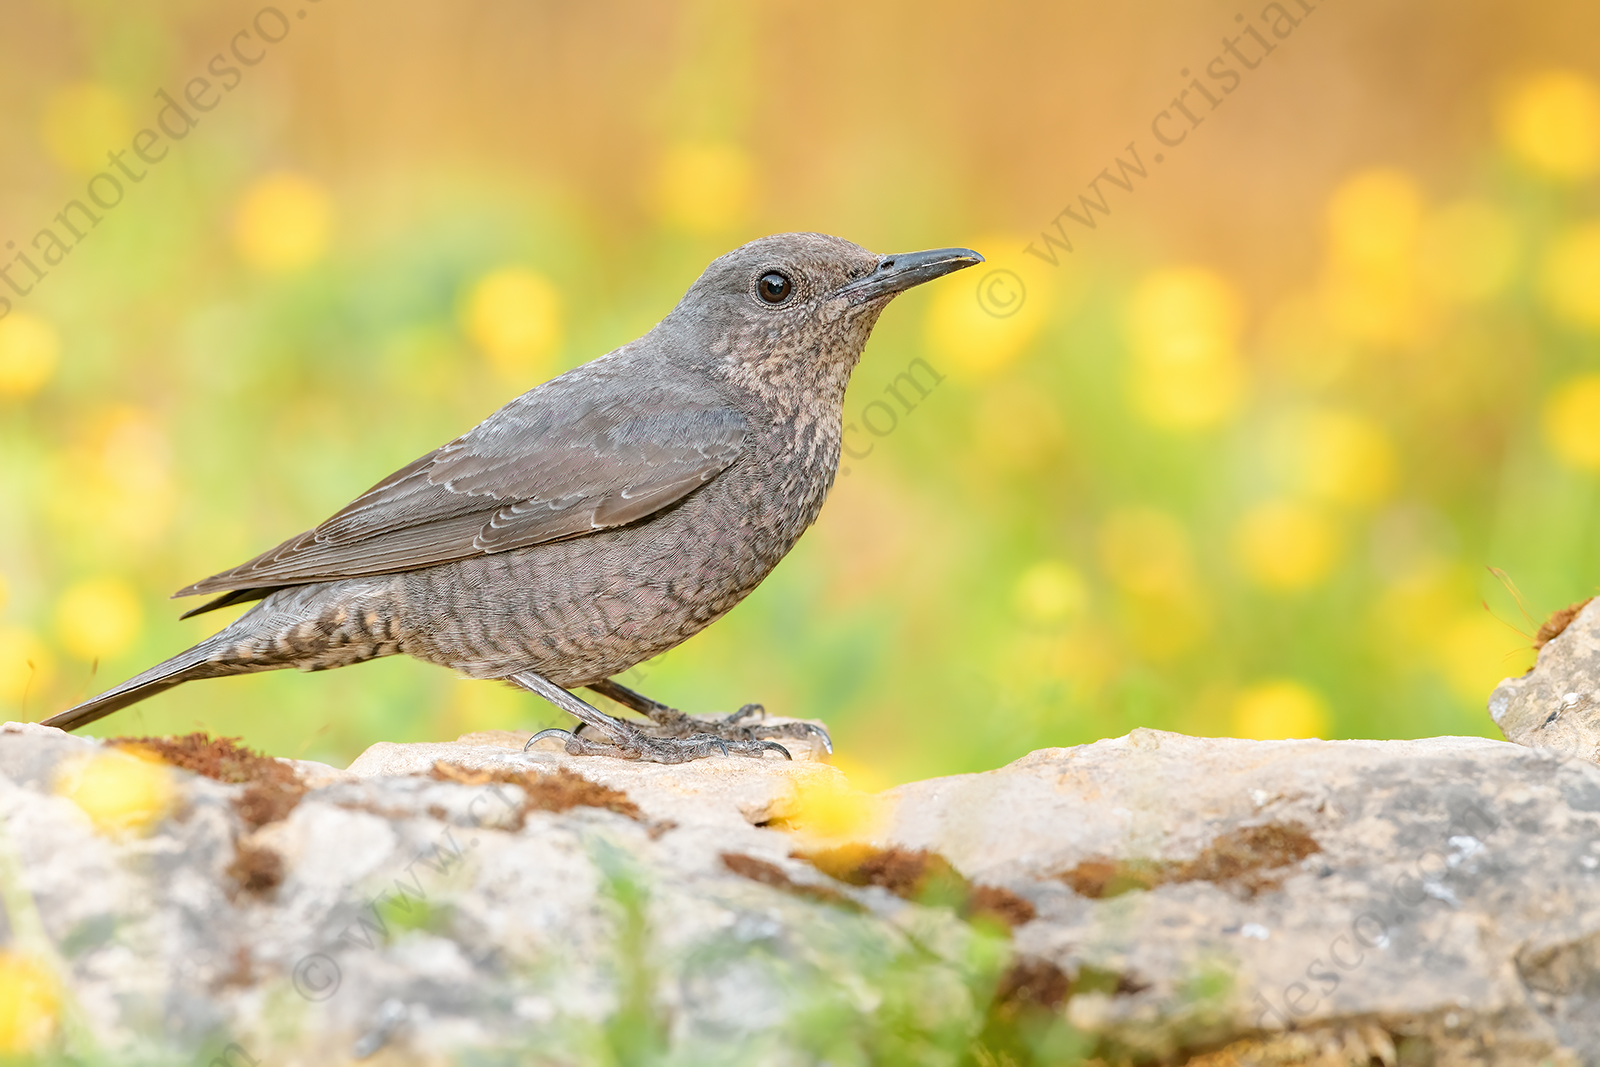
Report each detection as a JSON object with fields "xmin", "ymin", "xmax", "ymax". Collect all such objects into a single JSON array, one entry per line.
[{"xmin": 663, "ymin": 232, "xmax": 982, "ymax": 403}]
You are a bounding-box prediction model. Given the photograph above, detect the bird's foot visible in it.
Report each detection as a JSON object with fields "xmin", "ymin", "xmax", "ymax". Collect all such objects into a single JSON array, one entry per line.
[
  {"xmin": 526, "ymin": 725, "xmax": 792, "ymax": 764},
  {"xmin": 586, "ymin": 678, "xmax": 833, "ymax": 757},
  {"xmin": 660, "ymin": 703, "xmax": 834, "ymax": 756},
  {"xmin": 513, "ymin": 675, "xmax": 833, "ymax": 763},
  {"xmin": 512, "ymin": 669, "xmax": 801, "ymax": 764}
]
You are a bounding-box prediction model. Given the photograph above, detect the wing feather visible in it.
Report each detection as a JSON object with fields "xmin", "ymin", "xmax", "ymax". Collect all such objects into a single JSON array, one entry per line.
[{"xmin": 175, "ymin": 370, "xmax": 748, "ymax": 597}]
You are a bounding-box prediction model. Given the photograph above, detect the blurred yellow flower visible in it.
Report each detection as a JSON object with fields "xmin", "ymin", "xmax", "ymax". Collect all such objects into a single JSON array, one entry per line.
[
  {"xmin": 827, "ymin": 754, "xmax": 892, "ymax": 796},
  {"xmin": 1319, "ymin": 272, "xmax": 1428, "ymax": 348},
  {"xmin": 653, "ymin": 142, "xmax": 753, "ymax": 234},
  {"xmin": 39, "ymin": 82, "xmax": 133, "ymax": 173},
  {"xmin": 0, "ymin": 313, "xmax": 61, "ymax": 398},
  {"xmin": 233, "ymin": 172, "xmax": 333, "ymax": 271},
  {"xmin": 1434, "ymin": 613, "xmax": 1532, "ymax": 702},
  {"xmin": 1496, "ymin": 70, "xmax": 1600, "ymax": 181},
  {"xmin": 1369, "ymin": 561, "xmax": 1471, "ymax": 665},
  {"xmin": 1291, "ymin": 409, "xmax": 1398, "ymax": 509},
  {"xmin": 1012, "ymin": 560, "xmax": 1088, "ymax": 625},
  {"xmin": 1118, "ymin": 587, "xmax": 1211, "ymax": 662},
  {"xmin": 1326, "ymin": 168, "xmax": 1424, "ymax": 279},
  {"xmin": 54, "ymin": 747, "xmax": 175, "ymax": 835},
  {"xmin": 1320, "ymin": 168, "xmax": 1428, "ymax": 346},
  {"xmin": 924, "ymin": 241, "xmax": 1059, "ymax": 377},
  {"xmin": 1051, "ymin": 624, "xmax": 1122, "ymax": 695},
  {"xmin": 50, "ymin": 406, "xmax": 176, "ymax": 546},
  {"xmin": 1098, "ymin": 509, "xmax": 1213, "ymax": 660},
  {"xmin": 0, "ymin": 627, "xmax": 53, "ymax": 706},
  {"xmin": 784, "ymin": 772, "xmax": 884, "ymax": 840},
  {"xmin": 0, "ymin": 951, "xmax": 58, "ymax": 1054},
  {"xmin": 55, "ymin": 577, "xmax": 143, "ymax": 662},
  {"xmin": 1418, "ymin": 199, "xmax": 1520, "ymax": 303},
  {"xmin": 1234, "ymin": 500, "xmax": 1341, "ymax": 591},
  {"xmin": 1099, "ymin": 508, "xmax": 1193, "ymax": 597},
  {"xmin": 1231, "ymin": 680, "xmax": 1329, "ymax": 739},
  {"xmin": 1539, "ymin": 221, "xmax": 1600, "ymax": 332},
  {"xmin": 462, "ymin": 267, "xmax": 564, "ymax": 379},
  {"xmin": 1542, "ymin": 374, "xmax": 1600, "ymax": 471},
  {"xmin": 1125, "ymin": 266, "xmax": 1247, "ymax": 430}
]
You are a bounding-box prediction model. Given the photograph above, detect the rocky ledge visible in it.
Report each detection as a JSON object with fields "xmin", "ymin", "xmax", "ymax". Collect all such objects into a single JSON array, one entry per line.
[{"xmin": 1, "ymin": 610, "xmax": 1599, "ymax": 1066}]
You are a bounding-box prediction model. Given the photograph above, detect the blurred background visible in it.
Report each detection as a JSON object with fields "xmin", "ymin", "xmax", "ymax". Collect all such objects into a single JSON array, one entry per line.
[{"xmin": 1, "ymin": 0, "xmax": 1598, "ymax": 786}]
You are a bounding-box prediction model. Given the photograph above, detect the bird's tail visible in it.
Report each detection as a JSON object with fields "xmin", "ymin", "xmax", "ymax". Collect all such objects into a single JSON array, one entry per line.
[{"xmin": 39, "ymin": 629, "xmax": 258, "ymax": 733}]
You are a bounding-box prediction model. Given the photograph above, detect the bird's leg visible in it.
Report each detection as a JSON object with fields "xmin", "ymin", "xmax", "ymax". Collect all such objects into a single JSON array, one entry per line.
[
  {"xmin": 512, "ymin": 669, "xmax": 790, "ymax": 764},
  {"xmin": 585, "ymin": 678, "xmax": 698, "ymax": 732},
  {"xmin": 588, "ymin": 678, "xmax": 832, "ymax": 756}
]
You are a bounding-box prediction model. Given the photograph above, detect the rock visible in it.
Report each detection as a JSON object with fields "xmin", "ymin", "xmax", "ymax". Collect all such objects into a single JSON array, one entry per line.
[
  {"xmin": 882, "ymin": 730, "xmax": 1599, "ymax": 1065},
  {"xmin": 4, "ymin": 721, "xmax": 1600, "ymax": 1064},
  {"xmin": 1491, "ymin": 596, "xmax": 1600, "ymax": 762}
]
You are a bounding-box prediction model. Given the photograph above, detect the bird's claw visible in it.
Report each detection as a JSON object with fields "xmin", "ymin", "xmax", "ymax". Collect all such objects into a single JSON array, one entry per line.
[
  {"xmin": 726, "ymin": 702, "xmax": 765, "ymax": 725},
  {"xmin": 714, "ymin": 712, "xmax": 831, "ymax": 755},
  {"xmin": 526, "ymin": 727, "xmax": 577, "ymax": 752},
  {"xmin": 690, "ymin": 703, "xmax": 830, "ymax": 754}
]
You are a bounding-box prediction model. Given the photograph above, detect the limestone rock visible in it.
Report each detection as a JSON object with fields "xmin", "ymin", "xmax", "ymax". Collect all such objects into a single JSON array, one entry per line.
[
  {"xmin": 4, "ymin": 722, "xmax": 1600, "ymax": 1065},
  {"xmin": 882, "ymin": 729, "xmax": 1600, "ymax": 1064},
  {"xmin": 1490, "ymin": 596, "xmax": 1600, "ymax": 762}
]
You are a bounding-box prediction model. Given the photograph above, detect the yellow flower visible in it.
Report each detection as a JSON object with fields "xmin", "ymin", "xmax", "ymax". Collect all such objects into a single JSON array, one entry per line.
[
  {"xmin": 47, "ymin": 406, "xmax": 176, "ymax": 547},
  {"xmin": 1539, "ymin": 221, "xmax": 1600, "ymax": 332},
  {"xmin": 1542, "ymin": 374, "xmax": 1600, "ymax": 471},
  {"xmin": 0, "ymin": 951, "xmax": 58, "ymax": 1054},
  {"xmin": 233, "ymin": 172, "xmax": 333, "ymax": 271},
  {"xmin": 1125, "ymin": 266, "xmax": 1247, "ymax": 430},
  {"xmin": 1100, "ymin": 509, "xmax": 1210, "ymax": 660},
  {"xmin": 1231, "ymin": 680, "xmax": 1329, "ymax": 739},
  {"xmin": 1418, "ymin": 199, "xmax": 1520, "ymax": 303},
  {"xmin": 55, "ymin": 577, "xmax": 143, "ymax": 662},
  {"xmin": 0, "ymin": 314, "xmax": 61, "ymax": 399},
  {"xmin": 1434, "ymin": 613, "xmax": 1533, "ymax": 703},
  {"xmin": 1012, "ymin": 560, "xmax": 1088, "ymax": 625},
  {"xmin": 653, "ymin": 143, "xmax": 753, "ymax": 234},
  {"xmin": 1496, "ymin": 70, "xmax": 1600, "ymax": 181},
  {"xmin": 924, "ymin": 239, "xmax": 1060, "ymax": 378},
  {"xmin": 1234, "ymin": 500, "xmax": 1341, "ymax": 591},
  {"xmin": 783, "ymin": 772, "xmax": 884, "ymax": 840},
  {"xmin": 39, "ymin": 83, "xmax": 133, "ymax": 173},
  {"xmin": 826, "ymin": 754, "xmax": 892, "ymax": 796},
  {"xmin": 1290, "ymin": 410, "xmax": 1398, "ymax": 509},
  {"xmin": 54, "ymin": 748, "xmax": 176, "ymax": 835},
  {"xmin": 1320, "ymin": 169, "xmax": 1427, "ymax": 346},
  {"xmin": 1370, "ymin": 562, "xmax": 1472, "ymax": 667},
  {"xmin": 1325, "ymin": 169, "xmax": 1424, "ymax": 280},
  {"xmin": 0, "ymin": 627, "xmax": 53, "ymax": 708},
  {"xmin": 462, "ymin": 267, "xmax": 564, "ymax": 380}
]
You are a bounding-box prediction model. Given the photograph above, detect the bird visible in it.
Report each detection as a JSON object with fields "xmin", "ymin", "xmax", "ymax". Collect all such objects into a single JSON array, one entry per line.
[{"xmin": 40, "ymin": 233, "xmax": 983, "ymax": 762}]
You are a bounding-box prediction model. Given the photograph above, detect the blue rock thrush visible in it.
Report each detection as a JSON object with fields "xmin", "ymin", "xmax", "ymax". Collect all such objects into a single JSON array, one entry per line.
[{"xmin": 40, "ymin": 233, "xmax": 982, "ymax": 762}]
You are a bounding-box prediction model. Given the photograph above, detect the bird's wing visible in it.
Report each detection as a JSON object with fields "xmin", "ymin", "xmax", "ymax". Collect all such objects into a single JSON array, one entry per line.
[{"xmin": 176, "ymin": 378, "xmax": 749, "ymax": 596}]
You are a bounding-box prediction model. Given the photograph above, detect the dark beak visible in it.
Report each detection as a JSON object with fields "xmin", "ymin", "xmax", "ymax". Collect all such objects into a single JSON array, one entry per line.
[{"xmin": 835, "ymin": 247, "xmax": 984, "ymax": 304}]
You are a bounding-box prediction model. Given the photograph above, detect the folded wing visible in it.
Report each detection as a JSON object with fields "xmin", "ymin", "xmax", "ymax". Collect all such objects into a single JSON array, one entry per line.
[{"xmin": 176, "ymin": 375, "xmax": 749, "ymax": 598}]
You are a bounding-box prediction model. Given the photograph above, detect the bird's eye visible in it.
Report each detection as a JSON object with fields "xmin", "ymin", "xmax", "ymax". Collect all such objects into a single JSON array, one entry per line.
[{"xmin": 757, "ymin": 271, "xmax": 793, "ymax": 304}]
